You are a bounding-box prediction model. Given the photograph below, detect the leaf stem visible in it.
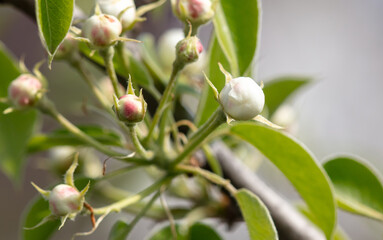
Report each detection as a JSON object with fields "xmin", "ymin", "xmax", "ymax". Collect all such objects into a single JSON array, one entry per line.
[
  {"xmin": 93, "ymin": 176, "xmax": 171, "ymax": 215},
  {"xmin": 37, "ymin": 98, "xmax": 122, "ymax": 157},
  {"xmin": 170, "ymin": 108, "xmax": 226, "ymax": 168},
  {"xmin": 100, "ymin": 46, "xmax": 123, "ymax": 98},
  {"xmin": 127, "ymin": 124, "xmax": 151, "ymax": 159},
  {"xmin": 175, "ymin": 164, "xmax": 237, "ymax": 195}
]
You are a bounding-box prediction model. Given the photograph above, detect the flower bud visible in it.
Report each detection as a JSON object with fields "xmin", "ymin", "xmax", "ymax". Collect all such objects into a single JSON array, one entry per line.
[
  {"xmin": 97, "ymin": 0, "xmax": 136, "ymax": 30},
  {"xmin": 82, "ymin": 14, "xmax": 122, "ymax": 48},
  {"xmin": 8, "ymin": 74, "xmax": 43, "ymax": 108},
  {"xmin": 175, "ymin": 36, "xmax": 203, "ymax": 65},
  {"xmin": 55, "ymin": 33, "xmax": 78, "ymax": 60},
  {"xmin": 219, "ymin": 77, "xmax": 265, "ymax": 121},
  {"xmin": 171, "ymin": 0, "xmax": 215, "ymax": 27},
  {"xmin": 49, "ymin": 184, "xmax": 83, "ymax": 216},
  {"xmin": 114, "ymin": 91, "xmax": 147, "ymax": 124}
]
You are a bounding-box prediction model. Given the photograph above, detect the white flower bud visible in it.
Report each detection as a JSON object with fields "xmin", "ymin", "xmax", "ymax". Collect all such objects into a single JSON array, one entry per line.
[
  {"xmin": 97, "ymin": 0, "xmax": 136, "ymax": 30},
  {"xmin": 49, "ymin": 184, "xmax": 83, "ymax": 216},
  {"xmin": 82, "ymin": 14, "xmax": 122, "ymax": 48},
  {"xmin": 8, "ymin": 74, "xmax": 42, "ymax": 108},
  {"xmin": 171, "ymin": 0, "xmax": 215, "ymax": 27},
  {"xmin": 219, "ymin": 77, "xmax": 265, "ymax": 121}
]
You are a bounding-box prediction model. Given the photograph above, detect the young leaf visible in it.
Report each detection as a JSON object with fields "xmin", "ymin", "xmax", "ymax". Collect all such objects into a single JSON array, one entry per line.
[
  {"xmin": 108, "ymin": 220, "xmax": 129, "ymax": 240},
  {"xmin": 148, "ymin": 224, "xmax": 185, "ymax": 240},
  {"xmin": 22, "ymin": 197, "xmax": 60, "ymax": 240},
  {"xmin": 35, "ymin": 0, "xmax": 74, "ymax": 65},
  {"xmin": 27, "ymin": 125, "xmax": 124, "ymax": 153},
  {"xmin": 0, "ymin": 42, "xmax": 37, "ymax": 184},
  {"xmin": 323, "ymin": 156, "xmax": 383, "ymax": 221},
  {"xmin": 229, "ymin": 122, "xmax": 336, "ymax": 239},
  {"xmin": 213, "ymin": 0, "xmax": 260, "ymax": 76},
  {"xmin": 263, "ymin": 77, "xmax": 309, "ymax": 116},
  {"xmin": 188, "ymin": 222, "xmax": 223, "ymax": 240},
  {"xmin": 235, "ymin": 189, "xmax": 278, "ymax": 240},
  {"xmin": 195, "ymin": 37, "xmax": 229, "ymax": 126}
]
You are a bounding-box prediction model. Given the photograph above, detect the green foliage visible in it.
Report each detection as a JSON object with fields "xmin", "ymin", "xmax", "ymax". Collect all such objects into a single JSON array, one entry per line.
[
  {"xmin": 108, "ymin": 220, "xmax": 129, "ymax": 240},
  {"xmin": 229, "ymin": 122, "xmax": 336, "ymax": 239},
  {"xmin": 214, "ymin": 0, "xmax": 260, "ymax": 76},
  {"xmin": 148, "ymin": 222, "xmax": 222, "ymax": 240},
  {"xmin": 27, "ymin": 125, "xmax": 124, "ymax": 153},
  {"xmin": 22, "ymin": 197, "xmax": 60, "ymax": 240},
  {"xmin": 323, "ymin": 156, "xmax": 383, "ymax": 221},
  {"xmin": 235, "ymin": 189, "xmax": 278, "ymax": 240},
  {"xmin": 263, "ymin": 77, "xmax": 310, "ymax": 116},
  {"xmin": 35, "ymin": 0, "xmax": 74, "ymax": 64},
  {"xmin": 0, "ymin": 42, "xmax": 37, "ymax": 184}
]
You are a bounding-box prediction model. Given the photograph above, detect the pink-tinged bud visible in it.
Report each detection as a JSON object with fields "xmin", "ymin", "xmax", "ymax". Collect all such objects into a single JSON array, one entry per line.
[
  {"xmin": 97, "ymin": 0, "xmax": 136, "ymax": 30},
  {"xmin": 114, "ymin": 93, "xmax": 147, "ymax": 124},
  {"xmin": 175, "ymin": 36, "xmax": 203, "ymax": 65},
  {"xmin": 171, "ymin": 0, "xmax": 215, "ymax": 27},
  {"xmin": 49, "ymin": 184, "xmax": 83, "ymax": 216},
  {"xmin": 82, "ymin": 14, "xmax": 122, "ymax": 48},
  {"xmin": 55, "ymin": 33, "xmax": 78, "ymax": 59},
  {"xmin": 8, "ymin": 74, "xmax": 42, "ymax": 108},
  {"xmin": 219, "ymin": 77, "xmax": 265, "ymax": 121}
]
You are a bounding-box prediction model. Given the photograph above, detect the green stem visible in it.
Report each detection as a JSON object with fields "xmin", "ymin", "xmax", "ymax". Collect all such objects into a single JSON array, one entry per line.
[
  {"xmin": 170, "ymin": 108, "xmax": 226, "ymax": 168},
  {"xmin": 175, "ymin": 164, "xmax": 237, "ymax": 195},
  {"xmin": 93, "ymin": 176, "xmax": 170, "ymax": 215},
  {"xmin": 145, "ymin": 63, "xmax": 184, "ymax": 143},
  {"xmin": 128, "ymin": 124, "xmax": 151, "ymax": 159},
  {"xmin": 38, "ymin": 99, "xmax": 122, "ymax": 157},
  {"xmin": 100, "ymin": 46, "xmax": 123, "ymax": 98}
]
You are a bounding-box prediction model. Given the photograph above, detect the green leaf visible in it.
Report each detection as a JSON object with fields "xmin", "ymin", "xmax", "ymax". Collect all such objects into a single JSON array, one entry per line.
[
  {"xmin": 323, "ymin": 156, "xmax": 383, "ymax": 221},
  {"xmin": 195, "ymin": 37, "xmax": 228, "ymax": 126},
  {"xmin": 234, "ymin": 189, "xmax": 277, "ymax": 240},
  {"xmin": 22, "ymin": 196, "xmax": 60, "ymax": 240},
  {"xmin": 263, "ymin": 77, "xmax": 309, "ymax": 116},
  {"xmin": 35, "ymin": 0, "xmax": 74, "ymax": 64},
  {"xmin": 213, "ymin": 0, "xmax": 260, "ymax": 76},
  {"xmin": 149, "ymin": 224, "xmax": 185, "ymax": 240},
  {"xmin": 188, "ymin": 222, "xmax": 223, "ymax": 240},
  {"xmin": 127, "ymin": 53, "xmax": 155, "ymax": 89},
  {"xmin": 0, "ymin": 42, "xmax": 37, "ymax": 184},
  {"xmin": 229, "ymin": 122, "xmax": 336, "ymax": 239},
  {"xmin": 108, "ymin": 220, "xmax": 129, "ymax": 240},
  {"xmin": 27, "ymin": 125, "xmax": 123, "ymax": 153}
]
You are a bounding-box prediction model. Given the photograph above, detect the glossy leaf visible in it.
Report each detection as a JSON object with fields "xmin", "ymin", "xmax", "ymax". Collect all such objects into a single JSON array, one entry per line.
[
  {"xmin": 27, "ymin": 125, "xmax": 123, "ymax": 153},
  {"xmin": 0, "ymin": 42, "xmax": 37, "ymax": 183},
  {"xmin": 22, "ymin": 197, "xmax": 60, "ymax": 240},
  {"xmin": 195, "ymin": 37, "xmax": 229, "ymax": 126},
  {"xmin": 35, "ymin": 0, "xmax": 74, "ymax": 63},
  {"xmin": 229, "ymin": 122, "xmax": 336, "ymax": 239},
  {"xmin": 213, "ymin": 0, "xmax": 260, "ymax": 76},
  {"xmin": 263, "ymin": 77, "xmax": 309, "ymax": 116},
  {"xmin": 149, "ymin": 224, "xmax": 184, "ymax": 240},
  {"xmin": 235, "ymin": 189, "xmax": 277, "ymax": 240},
  {"xmin": 108, "ymin": 220, "xmax": 129, "ymax": 240},
  {"xmin": 188, "ymin": 222, "xmax": 223, "ymax": 240},
  {"xmin": 323, "ymin": 156, "xmax": 383, "ymax": 221}
]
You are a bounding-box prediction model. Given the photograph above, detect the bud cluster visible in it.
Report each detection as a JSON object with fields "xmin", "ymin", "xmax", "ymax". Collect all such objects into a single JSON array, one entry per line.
[{"xmin": 8, "ymin": 74, "xmax": 43, "ymax": 108}]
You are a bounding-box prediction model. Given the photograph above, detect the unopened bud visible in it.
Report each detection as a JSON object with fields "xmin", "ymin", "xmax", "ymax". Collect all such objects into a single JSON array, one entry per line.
[
  {"xmin": 82, "ymin": 14, "xmax": 122, "ymax": 48},
  {"xmin": 171, "ymin": 0, "xmax": 216, "ymax": 27},
  {"xmin": 114, "ymin": 83, "xmax": 147, "ymax": 124},
  {"xmin": 97, "ymin": 0, "xmax": 136, "ymax": 30},
  {"xmin": 8, "ymin": 74, "xmax": 43, "ymax": 108},
  {"xmin": 219, "ymin": 77, "xmax": 265, "ymax": 121},
  {"xmin": 49, "ymin": 184, "xmax": 83, "ymax": 216},
  {"xmin": 175, "ymin": 36, "xmax": 203, "ymax": 65}
]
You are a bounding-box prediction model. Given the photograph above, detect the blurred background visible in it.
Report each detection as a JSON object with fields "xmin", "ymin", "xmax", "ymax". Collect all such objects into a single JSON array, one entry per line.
[{"xmin": 0, "ymin": 0, "xmax": 382, "ymax": 239}]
